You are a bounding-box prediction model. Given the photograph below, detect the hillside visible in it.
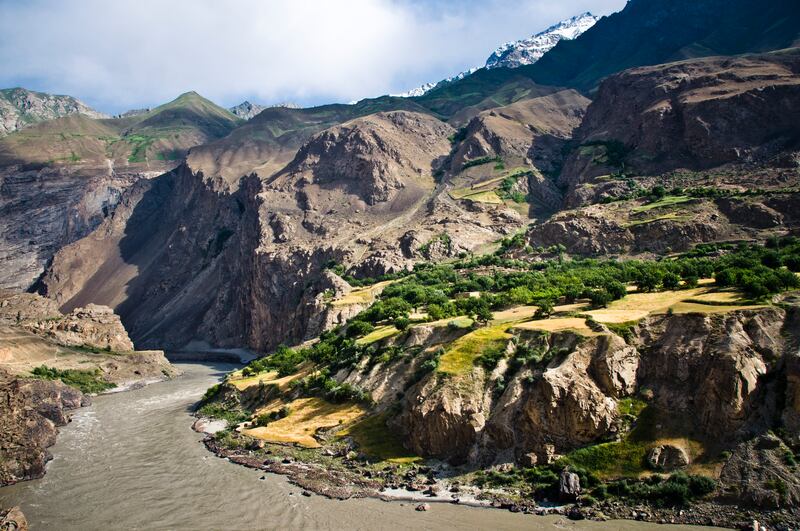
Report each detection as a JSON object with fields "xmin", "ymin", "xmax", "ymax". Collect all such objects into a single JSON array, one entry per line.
[
  {"xmin": 0, "ymin": 87, "xmax": 107, "ymax": 137},
  {"xmin": 526, "ymin": 0, "xmax": 800, "ymax": 91},
  {"xmin": 415, "ymin": 0, "xmax": 800, "ymax": 110},
  {"xmin": 0, "ymin": 91, "xmax": 242, "ymax": 291}
]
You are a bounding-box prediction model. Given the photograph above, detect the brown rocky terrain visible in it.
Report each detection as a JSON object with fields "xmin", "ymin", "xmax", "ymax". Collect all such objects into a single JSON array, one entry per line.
[
  {"xmin": 559, "ymin": 49, "xmax": 800, "ymax": 206},
  {"xmin": 37, "ymin": 109, "xmax": 545, "ymax": 351},
  {"xmin": 0, "ymin": 291, "xmax": 176, "ymax": 487},
  {"xmin": 0, "ymin": 367, "xmax": 87, "ymax": 486},
  {"xmin": 0, "ymin": 92, "xmax": 240, "ymax": 291},
  {"xmin": 0, "ymin": 506, "xmax": 28, "ymax": 530},
  {"xmin": 0, "ymin": 87, "xmax": 107, "ymax": 137}
]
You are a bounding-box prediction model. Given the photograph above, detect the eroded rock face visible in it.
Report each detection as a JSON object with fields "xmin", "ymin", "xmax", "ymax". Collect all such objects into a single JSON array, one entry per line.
[
  {"xmin": 563, "ymin": 51, "xmax": 800, "ymax": 187},
  {"xmin": 0, "ymin": 506, "xmax": 28, "ymax": 531},
  {"xmin": 388, "ymin": 305, "xmax": 798, "ymax": 469},
  {"xmin": 273, "ymin": 111, "xmax": 452, "ymax": 206},
  {"xmin": 24, "ymin": 303, "xmax": 135, "ymax": 352},
  {"xmin": 719, "ymin": 435, "xmax": 800, "ymax": 508},
  {"xmin": 38, "ymin": 109, "xmax": 526, "ymax": 352},
  {"xmin": 0, "ymin": 368, "xmax": 87, "ymax": 486},
  {"xmin": 450, "ymin": 90, "xmax": 589, "ymax": 176},
  {"xmin": 636, "ymin": 308, "xmax": 786, "ymax": 440},
  {"xmin": 395, "ymin": 372, "xmax": 490, "ymax": 464}
]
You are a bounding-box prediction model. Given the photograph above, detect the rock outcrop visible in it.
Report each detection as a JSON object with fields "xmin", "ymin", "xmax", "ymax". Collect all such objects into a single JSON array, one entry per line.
[
  {"xmin": 559, "ymin": 50, "xmax": 800, "ymax": 198},
  {"xmin": 0, "ymin": 506, "xmax": 28, "ymax": 530},
  {"xmin": 0, "ymin": 367, "xmax": 87, "ymax": 485},
  {"xmin": 0, "ymin": 87, "xmax": 107, "ymax": 137}
]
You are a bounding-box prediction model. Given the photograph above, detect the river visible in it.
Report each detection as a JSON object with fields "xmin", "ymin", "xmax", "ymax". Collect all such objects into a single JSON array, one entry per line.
[{"xmin": 0, "ymin": 363, "xmax": 718, "ymax": 530}]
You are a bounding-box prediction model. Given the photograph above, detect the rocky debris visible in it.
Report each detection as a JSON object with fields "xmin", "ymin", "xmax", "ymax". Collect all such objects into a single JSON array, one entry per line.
[
  {"xmin": 646, "ymin": 445, "xmax": 690, "ymax": 471},
  {"xmin": 0, "ymin": 368, "xmax": 88, "ymax": 486},
  {"xmin": 0, "ymin": 506, "xmax": 28, "ymax": 531},
  {"xmin": 719, "ymin": 435, "xmax": 800, "ymax": 508},
  {"xmin": 0, "ymin": 291, "xmax": 60, "ymax": 324},
  {"xmin": 23, "ymin": 303, "xmax": 135, "ymax": 352},
  {"xmin": 0, "ymin": 87, "xmax": 107, "ymax": 137},
  {"xmin": 0, "ymin": 163, "xmax": 144, "ymax": 291},
  {"xmin": 527, "ymin": 211, "xmax": 633, "ymax": 255},
  {"xmin": 415, "ymin": 503, "xmax": 430, "ymax": 512},
  {"xmin": 559, "ymin": 469, "xmax": 582, "ymax": 501},
  {"xmin": 717, "ymin": 198, "xmax": 784, "ymax": 229}
]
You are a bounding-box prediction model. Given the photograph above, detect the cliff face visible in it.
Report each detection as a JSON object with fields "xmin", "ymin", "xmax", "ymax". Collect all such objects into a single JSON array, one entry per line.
[
  {"xmin": 0, "ymin": 368, "xmax": 87, "ymax": 485},
  {"xmin": 0, "ymin": 291, "xmax": 176, "ymax": 487},
  {"xmin": 39, "ymin": 111, "xmax": 531, "ymax": 351},
  {"xmin": 560, "ymin": 50, "xmax": 800, "ymax": 195},
  {"xmin": 387, "ymin": 306, "xmax": 799, "ymax": 470}
]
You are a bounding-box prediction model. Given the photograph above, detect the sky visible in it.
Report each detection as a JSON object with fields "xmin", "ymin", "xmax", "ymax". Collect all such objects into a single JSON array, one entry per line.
[{"xmin": 0, "ymin": 0, "xmax": 627, "ymax": 114}]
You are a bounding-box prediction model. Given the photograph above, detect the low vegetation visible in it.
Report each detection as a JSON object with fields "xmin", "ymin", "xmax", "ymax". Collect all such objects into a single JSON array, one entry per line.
[{"xmin": 29, "ymin": 365, "xmax": 116, "ymax": 394}]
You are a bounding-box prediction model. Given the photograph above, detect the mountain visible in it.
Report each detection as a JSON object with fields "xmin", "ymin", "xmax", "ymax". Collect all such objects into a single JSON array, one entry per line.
[
  {"xmin": 0, "ymin": 90, "xmax": 241, "ymax": 291},
  {"xmin": 394, "ymin": 13, "xmax": 597, "ymax": 98},
  {"xmin": 229, "ymin": 101, "xmax": 302, "ymax": 121},
  {"xmin": 0, "ymin": 87, "xmax": 108, "ymax": 137},
  {"xmin": 485, "ymin": 12, "xmax": 598, "ymax": 69},
  {"xmin": 525, "ymin": 0, "xmax": 800, "ymax": 91},
  {"xmin": 229, "ymin": 101, "xmax": 266, "ymax": 120}
]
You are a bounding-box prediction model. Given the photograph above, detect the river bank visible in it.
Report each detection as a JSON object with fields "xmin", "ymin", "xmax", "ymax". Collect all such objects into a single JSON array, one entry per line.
[
  {"xmin": 200, "ymin": 425, "xmax": 799, "ymax": 530},
  {"xmin": 0, "ymin": 362, "xmax": 723, "ymax": 530}
]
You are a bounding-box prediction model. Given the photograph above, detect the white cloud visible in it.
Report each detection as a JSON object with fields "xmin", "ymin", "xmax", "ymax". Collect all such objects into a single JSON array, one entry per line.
[{"xmin": 0, "ymin": 0, "xmax": 627, "ymax": 113}]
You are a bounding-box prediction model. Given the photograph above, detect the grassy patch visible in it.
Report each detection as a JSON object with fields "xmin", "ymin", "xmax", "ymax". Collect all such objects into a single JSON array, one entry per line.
[
  {"xmin": 625, "ymin": 213, "xmax": 692, "ymax": 227},
  {"xmin": 437, "ymin": 324, "xmax": 511, "ymax": 374},
  {"xmin": 355, "ymin": 325, "xmax": 400, "ymax": 345},
  {"xmin": 242, "ymin": 397, "xmax": 364, "ymax": 448},
  {"xmin": 29, "ymin": 365, "xmax": 116, "ymax": 394},
  {"xmin": 338, "ymin": 413, "xmax": 421, "ymax": 464},
  {"xmin": 566, "ymin": 405, "xmax": 659, "ymax": 478},
  {"xmin": 331, "ymin": 280, "xmax": 395, "ymax": 307},
  {"xmin": 514, "ymin": 317, "xmax": 596, "ymax": 335},
  {"xmin": 631, "ymin": 195, "xmax": 692, "ymax": 214}
]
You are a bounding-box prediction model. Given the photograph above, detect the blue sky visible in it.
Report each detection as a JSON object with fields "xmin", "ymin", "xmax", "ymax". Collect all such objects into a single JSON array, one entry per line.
[{"xmin": 0, "ymin": 0, "xmax": 626, "ymax": 114}]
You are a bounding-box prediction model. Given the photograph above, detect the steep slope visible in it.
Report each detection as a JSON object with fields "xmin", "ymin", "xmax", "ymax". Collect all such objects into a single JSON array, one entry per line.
[
  {"xmin": 229, "ymin": 101, "xmax": 266, "ymax": 120},
  {"xmin": 0, "ymin": 291, "xmax": 176, "ymax": 486},
  {"xmin": 559, "ymin": 49, "xmax": 800, "ymax": 203},
  {"xmin": 526, "ymin": 0, "xmax": 800, "ymax": 91},
  {"xmin": 485, "ymin": 12, "xmax": 598, "ymax": 70},
  {"xmin": 414, "ymin": 0, "xmax": 800, "ymax": 113},
  {"xmin": 397, "ymin": 12, "xmax": 597, "ymax": 99},
  {"xmin": 0, "ymin": 87, "xmax": 108, "ymax": 137},
  {"xmin": 0, "ymin": 91, "xmax": 241, "ymax": 290},
  {"xmin": 37, "ymin": 109, "xmax": 542, "ymax": 351},
  {"xmin": 186, "ymin": 96, "xmax": 432, "ymax": 188},
  {"xmin": 525, "ymin": 50, "xmax": 800, "ymax": 257}
]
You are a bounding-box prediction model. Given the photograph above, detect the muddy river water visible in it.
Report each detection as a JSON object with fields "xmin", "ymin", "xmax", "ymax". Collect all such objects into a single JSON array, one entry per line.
[{"xmin": 0, "ymin": 363, "xmax": 719, "ymax": 530}]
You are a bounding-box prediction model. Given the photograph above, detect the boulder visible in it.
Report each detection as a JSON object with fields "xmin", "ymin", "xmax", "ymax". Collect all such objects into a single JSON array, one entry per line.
[
  {"xmin": 646, "ymin": 445, "xmax": 690, "ymax": 471},
  {"xmin": 559, "ymin": 469, "xmax": 582, "ymax": 502}
]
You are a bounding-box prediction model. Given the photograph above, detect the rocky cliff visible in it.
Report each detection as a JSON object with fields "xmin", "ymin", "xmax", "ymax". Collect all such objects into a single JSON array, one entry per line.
[
  {"xmin": 0, "ymin": 87, "xmax": 107, "ymax": 137},
  {"xmin": 0, "ymin": 291, "xmax": 176, "ymax": 486},
  {"xmin": 560, "ymin": 50, "xmax": 800, "ymax": 197},
  {"xmin": 38, "ymin": 109, "xmax": 535, "ymax": 351}
]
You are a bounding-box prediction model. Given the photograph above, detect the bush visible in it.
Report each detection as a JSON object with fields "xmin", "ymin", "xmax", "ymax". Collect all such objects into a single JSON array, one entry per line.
[
  {"xmin": 347, "ymin": 320, "xmax": 375, "ymax": 338},
  {"xmin": 394, "ymin": 317, "xmax": 411, "ymax": 331},
  {"xmin": 30, "ymin": 365, "xmax": 116, "ymax": 394}
]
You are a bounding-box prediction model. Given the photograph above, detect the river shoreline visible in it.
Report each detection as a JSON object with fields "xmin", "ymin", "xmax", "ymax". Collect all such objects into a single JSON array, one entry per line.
[{"xmin": 199, "ymin": 424, "xmax": 799, "ymax": 530}]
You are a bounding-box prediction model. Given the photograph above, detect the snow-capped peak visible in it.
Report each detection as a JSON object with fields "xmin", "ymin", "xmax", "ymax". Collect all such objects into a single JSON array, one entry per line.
[
  {"xmin": 391, "ymin": 68, "xmax": 477, "ymax": 98},
  {"xmin": 485, "ymin": 12, "xmax": 599, "ymax": 69},
  {"xmin": 393, "ymin": 12, "xmax": 598, "ymax": 98}
]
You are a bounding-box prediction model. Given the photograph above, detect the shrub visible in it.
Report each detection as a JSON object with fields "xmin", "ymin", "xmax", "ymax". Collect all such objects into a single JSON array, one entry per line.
[{"xmin": 30, "ymin": 365, "xmax": 116, "ymax": 394}]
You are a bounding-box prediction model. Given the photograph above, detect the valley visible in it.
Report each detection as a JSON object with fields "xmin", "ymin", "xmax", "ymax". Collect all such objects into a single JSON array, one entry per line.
[{"xmin": 0, "ymin": 0, "xmax": 799, "ymax": 528}]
